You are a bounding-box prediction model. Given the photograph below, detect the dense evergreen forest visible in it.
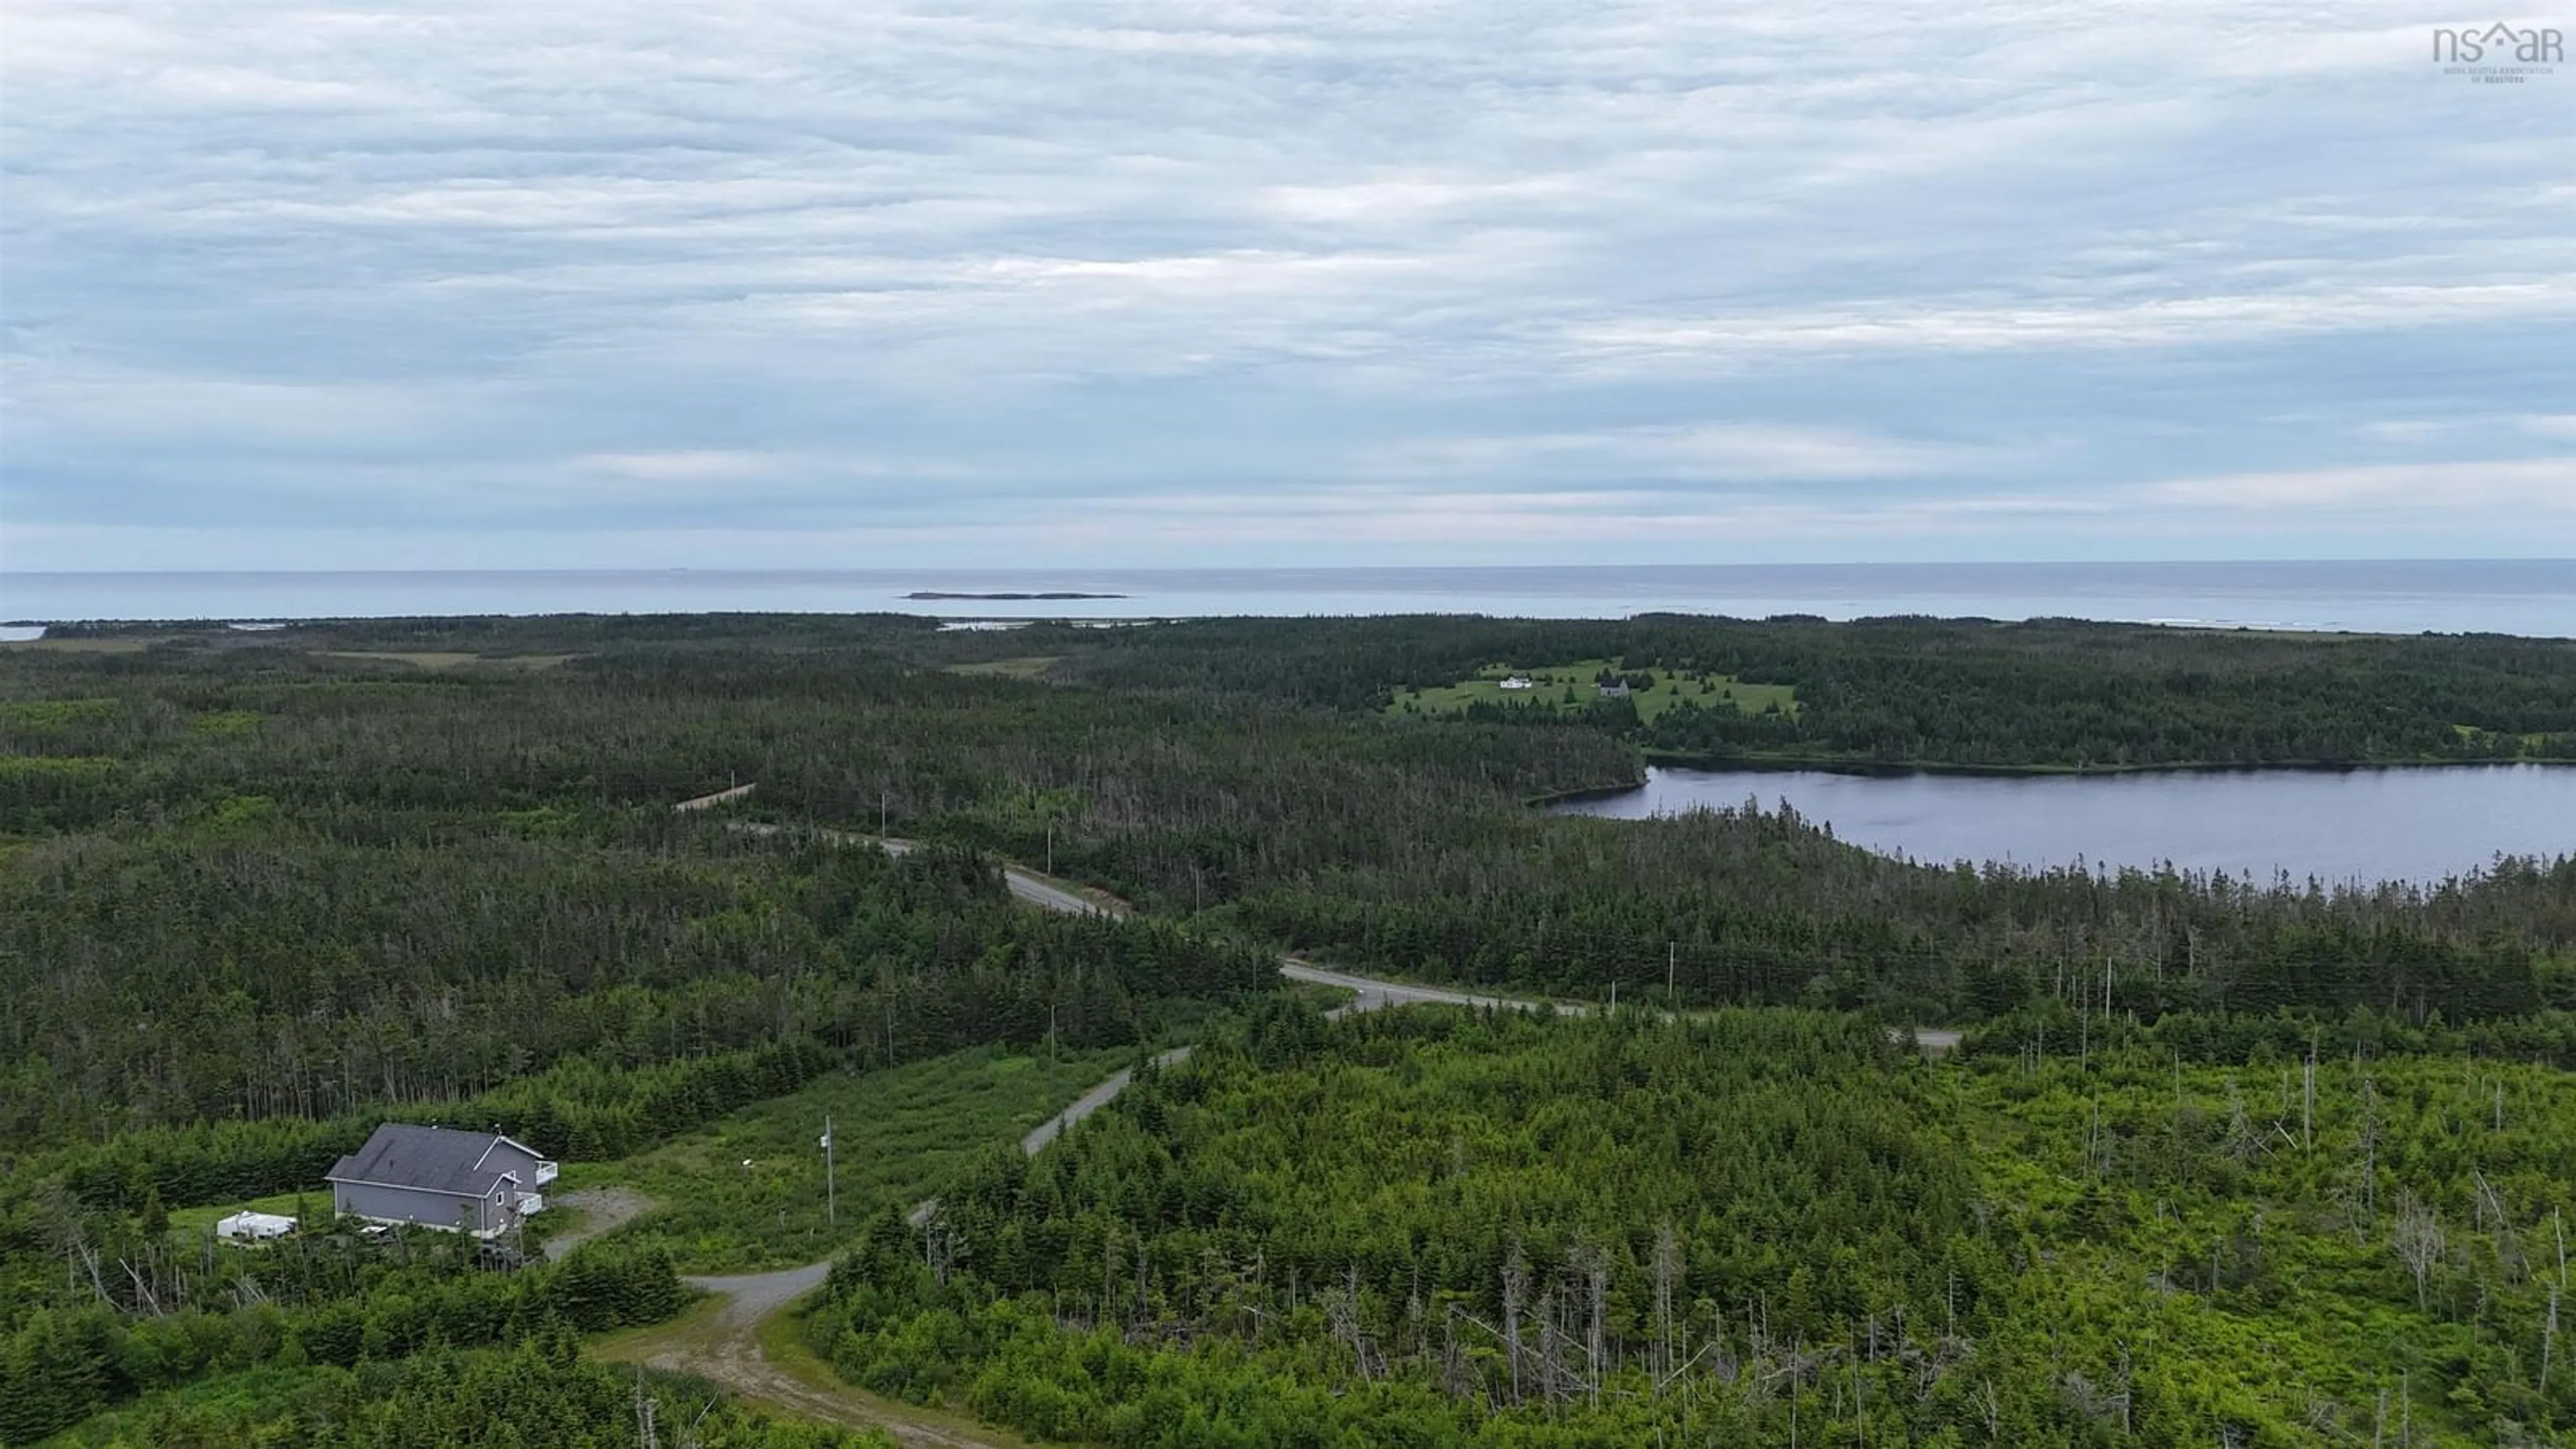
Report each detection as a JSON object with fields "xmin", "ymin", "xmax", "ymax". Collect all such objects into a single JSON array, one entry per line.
[
  {"xmin": 818, "ymin": 1001, "xmax": 2575, "ymax": 1448},
  {"xmin": 5, "ymin": 612, "xmax": 2571, "ymax": 1444},
  {"xmin": 7, "ymin": 615, "xmax": 2571, "ymax": 1048},
  {"xmin": 40, "ymin": 1338, "xmax": 879, "ymax": 1446},
  {"xmin": 1028, "ymin": 614, "xmax": 2576, "ymax": 768}
]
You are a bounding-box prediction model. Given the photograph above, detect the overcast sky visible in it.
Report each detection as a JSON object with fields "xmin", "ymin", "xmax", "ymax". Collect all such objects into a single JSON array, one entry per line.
[{"xmin": 4, "ymin": 1, "xmax": 2571, "ymax": 570}]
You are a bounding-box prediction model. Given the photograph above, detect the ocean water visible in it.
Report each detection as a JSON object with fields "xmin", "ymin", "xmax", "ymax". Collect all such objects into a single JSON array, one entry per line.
[{"xmin": 4, "ymin": 561, "xmax": 2573, "ymax": 635}]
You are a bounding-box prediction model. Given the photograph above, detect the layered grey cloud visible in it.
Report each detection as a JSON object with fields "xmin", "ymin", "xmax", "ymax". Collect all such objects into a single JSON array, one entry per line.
[{"xmin": 3, "ymin": 0, "xmax": 2570, "ymax": 568}]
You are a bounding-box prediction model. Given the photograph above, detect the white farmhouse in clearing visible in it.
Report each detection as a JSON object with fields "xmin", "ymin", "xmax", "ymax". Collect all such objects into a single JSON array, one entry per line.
[
  {"xmin": 1498, "ymin": 675, "xmax": 1535, "ymax": 690},
  {"xmin": 325, "ymin": 1124, "xmax": 557, "ymax": 1236}
]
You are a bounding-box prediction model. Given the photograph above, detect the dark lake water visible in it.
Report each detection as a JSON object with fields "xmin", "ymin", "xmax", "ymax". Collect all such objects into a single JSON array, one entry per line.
[{"xmin": 1548, "ymin": 765, "xmax": 2576, "ymax": 885}]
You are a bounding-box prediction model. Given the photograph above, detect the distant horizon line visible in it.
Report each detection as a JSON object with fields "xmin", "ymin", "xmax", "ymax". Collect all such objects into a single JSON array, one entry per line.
[{"xmin": 12, "ymin": 558, "xmax": 2573, "ymax": 578}]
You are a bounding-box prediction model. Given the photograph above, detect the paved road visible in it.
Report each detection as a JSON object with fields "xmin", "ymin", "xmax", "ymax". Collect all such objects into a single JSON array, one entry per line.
[
  {"xmin": 654, "ymin": 810, "xmax": 1960, "ymax": 1443},
  {"xmin": 1283, "ymin": 959, "xmax": 1580, "ymax": 1018},
  {"xmin": 742, "ymin": 820, "xmax": 1960, "ymax": 1046},
  {"xmin": 739, "ymin": 822, "xmax": 1116, "ymax": 918}
]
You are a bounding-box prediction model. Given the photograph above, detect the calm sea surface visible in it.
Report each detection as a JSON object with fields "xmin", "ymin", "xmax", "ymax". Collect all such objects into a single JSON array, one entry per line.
[
  {"xmin": 1549, "ymin": 765, "xmax": 2576, "ymax": 885},
  {"xmin": 5, "ymin": 561, "xmax": 2573, "ymax": 635}
]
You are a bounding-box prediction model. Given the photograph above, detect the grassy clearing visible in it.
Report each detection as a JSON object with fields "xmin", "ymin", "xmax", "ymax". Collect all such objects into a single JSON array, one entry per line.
[
  {"xmin": 553, "ymin": 1044, "xmax": 1136, "ymax": 1273},
  {"xmin": 943, "ymin": 655, "xmax": 1063, "ymax": 680},
  {"xmin": 1388, "ymin": 657, "xmax": 1797, "ymax": 723},
  {"xmin": 148, "ymin": 1044, "xmax": 1146, "ymax": 1268},
  {"xmin": 0, "ymin": 637, "xmax": 155, "ymax": 653},
  {"xmin": 166, "ymin": 1189, "xmax": 319, "ymax": 1240},
  {"xmin": 315, "ymin": 650, "xmax": 573, "ymax": 670},
  {"xmin": 2453, "ymin": 722, "xmax": 2559, "ymax": 751}
]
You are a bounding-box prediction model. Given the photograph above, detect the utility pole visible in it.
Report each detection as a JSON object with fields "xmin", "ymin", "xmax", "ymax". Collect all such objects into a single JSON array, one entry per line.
[
  {"xmin": 820, "ymin": 1116, "xmax": 836, "ymax": 1228},
  {"xmin": 1668, "ymin": 942, "xmax": 1677, "ymax": 1005},
  {"xmin": 879, "ymin": 790, "xmax": 887, "ymax": 837},
  {"xmin": 1046, "ymin": 822, "xmax": 1054, "ymax": 875}
]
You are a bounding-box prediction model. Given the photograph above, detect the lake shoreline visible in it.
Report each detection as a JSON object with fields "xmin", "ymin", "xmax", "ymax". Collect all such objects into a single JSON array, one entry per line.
[
  {"xmin": 1521, "ymin": 756, "xmax": 2576, "ymax": 812},
  {"xmin": 1548, "ymin": 761, "xmax": 2576, "ymax": 883},
  {"xmin": 1630, "ymin": 751, "xmax": 2576, "ymax": 780}
]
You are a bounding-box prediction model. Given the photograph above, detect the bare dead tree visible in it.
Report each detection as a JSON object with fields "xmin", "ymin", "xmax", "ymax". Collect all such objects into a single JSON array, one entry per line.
[
  {"xmin": 2541, "ymin": 1281, "xmax": 2559, "ymax": 1393},
  {"xmin": 634, "ymin": 1366, "xmax": 659, "ymax": 1449},
  {"xmin": 1097, "ymin": 1220, "xmax": 1123, "ymax": 1326},
  {"xmin": 2471, "ymin": 1169, "xmax": 2524, "ymax": 1281},
  {"xmin": 2392, "ymin": 1191, "xmax": 2446, "ymax": 1313},
  {"xmin": 119, "ymin": 1258, "xmax": 162, "ymax": 1316},
  {"xmin": 2301, "ymin": 1037, "xmax": 2317, "ymax": 1151},
  {"xmin": 1653, "ymin": 1221, "xmax": 1680, "ymax": 1389},
  {"xmin": 1537, "ymin": 1285, "xmax": 1562, "ymax": 1410},
  {"xmin": 1582, "ymin": 1242, "xmax": 1609, "ymax": 1407},
  {"xmin": 72, "ymin": 1238, "xmax": 111, "ymax": 1306},
  {"xmin": 2359, "ymin": 1076, "xmax": 2381, "ymax": 1235},
  {"xmin": 2222, "ymin": 1077, "xmax": 2265, "ymax": 1163},
  {"xmin": 1326, "ymin": 1263, "xmax": 1375, "ymax": 1381},
  {"xmin": 1502, "ymin": 1238, "xmax": 1527, "ymax": 1403}
]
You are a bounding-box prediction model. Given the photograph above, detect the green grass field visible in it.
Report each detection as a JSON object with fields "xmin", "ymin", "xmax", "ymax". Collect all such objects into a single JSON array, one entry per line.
[
  {"xmin": 942, "ymin": 655, "xmax": 1063, "ymax": 679},
  {"xmin": 1387, "ymin": 657, "xmax": 1796, "ymax": 723},
  {"xmin": 166, "ymin": 1189, "xmax": 319, "ymax": 1240},
  {"xmin": 551, "ymin": 1043, "xmax": 1136, "ymax": 1272},
  {"xmin": 156, "ymin": 1036, "xmax": 1233, "ymax": 1275},
  {"xmin": 315, "ymin": 650, "xmax": 574, "ymax": 671}
]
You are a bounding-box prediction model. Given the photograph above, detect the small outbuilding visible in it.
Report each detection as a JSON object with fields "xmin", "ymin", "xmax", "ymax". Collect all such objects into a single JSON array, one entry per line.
[
  {"xmin": 215, "ymin": 1210, "xmax": 297, "ymax": 1242},
  {"xmin": 326, "ymin": 1124, "xmax": 557, "ymax": 1236}
]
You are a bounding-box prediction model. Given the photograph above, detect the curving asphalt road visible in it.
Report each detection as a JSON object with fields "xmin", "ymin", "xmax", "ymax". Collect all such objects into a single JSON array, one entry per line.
[
  {"xmin": 739, "ymin": 820, "xmax": 1956, "ymax": 1051},
  {"xmin": 652, "ymin": 809, "xmax": 1961, "ymax": 1444}
]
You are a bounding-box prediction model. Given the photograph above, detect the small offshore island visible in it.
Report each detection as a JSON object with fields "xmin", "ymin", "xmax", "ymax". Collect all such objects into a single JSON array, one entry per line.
[{"xmin": 904, "ymin": 590, "xmax": 1128, "ymax": 600}]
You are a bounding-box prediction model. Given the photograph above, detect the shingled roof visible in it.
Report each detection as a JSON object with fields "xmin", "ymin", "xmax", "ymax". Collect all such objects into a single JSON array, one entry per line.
[{"xmin": 326, "ymin": 1124, "xmax": 536, "ymax": 1196}]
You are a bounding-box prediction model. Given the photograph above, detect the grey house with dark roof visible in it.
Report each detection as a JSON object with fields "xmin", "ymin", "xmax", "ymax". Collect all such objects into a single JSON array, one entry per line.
[{"xmin": 326, "ymin": 1124, "xmax": 557, "ymax": 1235}]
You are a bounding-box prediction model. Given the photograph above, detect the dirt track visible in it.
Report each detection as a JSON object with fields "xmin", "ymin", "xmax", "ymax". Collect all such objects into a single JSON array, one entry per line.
[
  {"xmin": 619, "ymin": 812, "xmax": 1959, "ymax": 1442},
  {"xmin": 611, "ymin": 953, "xmax": 1589, "ymax": 1443},
  {"xmin": 610, "ymin": 1260, "xmax": 1021, "ymax": 1448},
  {"xmin": 543, "ymin": 1186, "xmax": 654, "ymax": 1260}
]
